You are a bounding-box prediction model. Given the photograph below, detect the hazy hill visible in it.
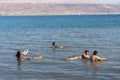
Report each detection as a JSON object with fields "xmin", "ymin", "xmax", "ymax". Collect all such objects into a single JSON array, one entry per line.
[{"xmin": 0, "ymin": 3, "xmax": 120, "ymax": 15}]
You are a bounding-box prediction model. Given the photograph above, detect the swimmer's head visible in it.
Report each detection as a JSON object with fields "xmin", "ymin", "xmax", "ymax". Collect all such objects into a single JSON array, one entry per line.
[
  {"xmin": 84, "ymin": 50, "xmax": 89, "ymax": 54},
  {"xmin": 93, "ymin": 50, "xmax": 98, "ymax": 55},
  {"xmin": 16, "ymin": 50, "xmax": 21, "ymax": 59},
  {"xmin": 52, "ymin": 42, "xmax": 56, "ymax": 46}
]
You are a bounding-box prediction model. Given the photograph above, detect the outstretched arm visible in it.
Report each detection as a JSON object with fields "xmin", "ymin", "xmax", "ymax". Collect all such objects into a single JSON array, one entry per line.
[
  {"xmin": 95, "ymin": 56, "xmax": 107, "ymax": 61},
  {"xmin": 100, "ymin": 58, "xmax": 108, "ymax": 61}
]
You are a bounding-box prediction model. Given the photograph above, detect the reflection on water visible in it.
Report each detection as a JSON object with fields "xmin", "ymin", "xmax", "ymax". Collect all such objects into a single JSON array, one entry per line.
[
  {"xmin": 82, "ymin": 59, "xmax": 90, "ymax": 64},
  {"xmin": 91, "ymin": 61, "xmax": 102, "ymax": 68},
  {"xmin": 17, "ymin": 65, "xmax": 23, "ymax": 80},
  {"xmin": 92, "ymin": 68, "xmax": 98, "ymax": 80},
  {"xmin": 17, "ymin": 65, "xmax": 22, "ymax": 71}
]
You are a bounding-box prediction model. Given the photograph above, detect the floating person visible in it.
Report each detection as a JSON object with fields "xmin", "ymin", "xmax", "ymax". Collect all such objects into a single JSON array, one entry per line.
[
  {"xmin": 16, "ymin": 49, "xmax": 44, "ymax": 65},
  {"xmin": 16, "ymin": 49, "xmax": 29, "ymax": 62},
  {"xmin": 16, "ymin": 49, "xmax": 29, "ymax": 65},
  {"xmin": 90, "ymin": 50, "xmax": 107, "ymax": 61},
  {"xmin": 67, "ymin": 50, "xmax": 90, "ymax": 61},
  {"xmin": 52, "ymin": 42, "xmax": 57, "ymax": 48},
  {"xmin": 51, "ymin": 42, "xmax": 70, "ymax": 49}
]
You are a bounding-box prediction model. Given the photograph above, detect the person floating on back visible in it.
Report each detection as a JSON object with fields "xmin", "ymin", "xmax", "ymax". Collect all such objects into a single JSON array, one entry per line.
[
  {"xmin": 51, "ymin": 42, "xmax": 69, "ymax": 49},
  {"xmin": 67, "ymin": 50, "xmax": 90, "ymax": 61},
  {"xmin": 16, "ymin": 49, "xmax": 29, "ymax": 65},
  {"xmin": 52, "ymin": 42, "xmax": 57, "ymax": 48},
  {"xmin": 16, "ymin": 49, "xmax": 29, "ymax": 62},
  {"xmin": 16, "ymin": 49, "xmax": 44, "ymax": 65},
  {"xmin": 90, "ymin": 50, "xmax": 107, "ymax": 61}
]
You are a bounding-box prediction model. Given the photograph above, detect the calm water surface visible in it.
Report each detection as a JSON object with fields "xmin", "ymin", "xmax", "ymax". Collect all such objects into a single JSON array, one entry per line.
[{"xmin": 0, "ymin": 15, "xmax": 120, "ymax": 80}]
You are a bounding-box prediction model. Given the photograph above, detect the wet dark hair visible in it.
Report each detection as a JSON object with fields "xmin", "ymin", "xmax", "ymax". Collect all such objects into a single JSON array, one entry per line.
[
  {"xmin": 52, "ymin": 42, "xmax": 56, "ymax": 46},
  {"xmin": 81, "ymin": 50, "xmax": 89, "ymax": 58},
  {"xmin": 16, "ymin": 50, "xmax": 21, "ymax": 59},
  {"xmin": 84, "ymin": 50, "xmax": 89, "ymax": 53},
  {"xmin": 93, "ymin": 50, "xmax": 98, "ymax": 55}
]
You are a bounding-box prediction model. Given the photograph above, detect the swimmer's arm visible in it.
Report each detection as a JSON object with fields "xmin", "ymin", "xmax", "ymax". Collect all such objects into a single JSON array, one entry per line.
[
  {"xmin": 100, "ymin": 58, "xmax": 108, "ymax": 61},
  {"xmin": 95, "ymin": 56, "xmax": 101, "ymax": 61},
  {"xmin": 96, "ymin": 56, "xmax": 107, "ymax": 61}
]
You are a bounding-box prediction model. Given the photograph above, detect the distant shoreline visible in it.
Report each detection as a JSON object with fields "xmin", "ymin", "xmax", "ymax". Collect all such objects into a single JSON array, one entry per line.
[
  {"xmin": 0, "ymin": 3, "xmax": 120, "ymax": 16},
  {"xmin": 0, "ymin": 14, "xmax": 120, "ymax": 16}
]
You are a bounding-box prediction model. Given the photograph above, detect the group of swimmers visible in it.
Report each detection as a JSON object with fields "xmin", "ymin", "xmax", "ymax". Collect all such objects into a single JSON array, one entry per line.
[
  {"xmin": 51, "ymin": 42, "xmax": 107, "ymax": 61},
  {"xmin": 67, "ymin": 50, "xmax": 107, "ymax": 61},
  {"xmin": 16, "ymin": 42, "xmax": 107, "ymax": 65}
]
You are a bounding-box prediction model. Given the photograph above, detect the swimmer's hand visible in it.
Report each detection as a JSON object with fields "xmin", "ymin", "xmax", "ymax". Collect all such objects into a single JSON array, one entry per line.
[
  {"xmin": 22, "ymin": 49, "xmax": 29, "ymax": 56},
  {"xmin": 100, "ymin": 58, "xmax": 108, "ymax": 61}
]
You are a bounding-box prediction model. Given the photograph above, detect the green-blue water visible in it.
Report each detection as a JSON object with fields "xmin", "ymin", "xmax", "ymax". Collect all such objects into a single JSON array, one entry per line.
[{"xmin": 0, "ymin": 15, "xmax": 120, "ymax": 80}]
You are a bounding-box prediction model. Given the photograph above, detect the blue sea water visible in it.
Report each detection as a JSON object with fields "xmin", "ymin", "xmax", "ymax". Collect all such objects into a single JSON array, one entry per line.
[{"xmin": 0, "ymin": 15, "xmax": 120, "ymax": 80}]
